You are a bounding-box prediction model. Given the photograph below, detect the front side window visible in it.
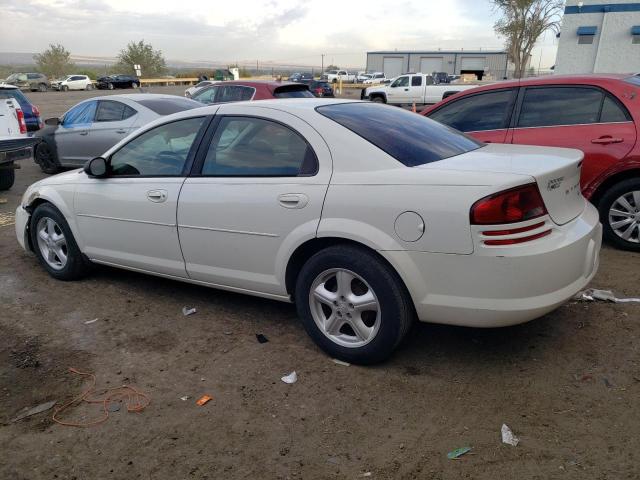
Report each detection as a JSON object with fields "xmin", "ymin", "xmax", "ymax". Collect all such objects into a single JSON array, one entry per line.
[
  {"xmin": 192, "ymin": 86, "xmax": 219, "ymax": 104},
  {"xmin": 429, "ymin": 89, "xmax": 516, "ymax": 132},
  {"xmin": 391, "ymin": 76, "xmax": 409, "ymax": 87},
  {"xmin": 201, "ymin": 117, "xmax": 317, "ymax": 176},
  {"xmin": 63, "ymin": 101, "xmax": 97, "ymax": 127},
  {"xmin": 110, "ymin": 117, "xmax": 205, "ymax": 176},
  {"xmin": 317, "ymin": 103, "xmax": 481, "ymax": 167},
  {"xmin": 518, "ymin": 87, "xmax": 603, "ymax": 128}
]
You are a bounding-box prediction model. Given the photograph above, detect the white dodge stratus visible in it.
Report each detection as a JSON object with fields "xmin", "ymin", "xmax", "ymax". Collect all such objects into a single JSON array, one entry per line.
[{"xmin": 15, "ymin": 99, "xmax": 602, "ymax": 363}]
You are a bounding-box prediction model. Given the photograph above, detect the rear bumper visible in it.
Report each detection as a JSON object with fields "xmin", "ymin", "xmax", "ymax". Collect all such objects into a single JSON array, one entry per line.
[{"xmin": 382, "ymin": 203, "xmax": 602, "ymax": 328}]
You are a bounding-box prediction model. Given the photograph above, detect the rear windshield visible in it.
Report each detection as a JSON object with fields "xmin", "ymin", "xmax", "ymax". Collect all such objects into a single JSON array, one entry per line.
[
  {"xmin": 0, "ymin": 88, "xmax": 28, "ymax": 105},
  {"xmin": 317, "ymin": 102, "xmax": 482, "ymax": 166},
  {"xmin": 624, "ymin": 74, "xmax": 640, "ymax": 87},
  {"xmin": 136, "ymin": 97, "xmax": 202, "ymax": 115},
  {"xmin": 273, "ymin": 85, "xmax": 314, "ymax": 98}
]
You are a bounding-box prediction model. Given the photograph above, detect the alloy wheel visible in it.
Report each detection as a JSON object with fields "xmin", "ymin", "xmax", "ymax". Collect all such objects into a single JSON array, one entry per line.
[
  {"xmin": 608, "ymin": 190, "xmax": 640, "ymax": 244},
  {"xmin": 36, "ymin": 217, "xmax": 68, "ymax": 270},
  {"xmin": 309, "ymin": 268, "xmax": 381, "ymax": 348}
]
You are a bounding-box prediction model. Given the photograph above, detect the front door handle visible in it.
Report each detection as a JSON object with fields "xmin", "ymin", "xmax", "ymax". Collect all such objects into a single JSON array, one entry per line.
[
  {"xmin": 278, "ymin": 193, "xmax": 308, "ymax": 209},
  {"xmin": 591, "ymin": 136, "xmax": 623, "ymax": 145},
  {"xmin": 79, "ymin": 131, "xmax": 88, "ymax": 136},
  {"xmin": 116, "ymin": 129, "xmax": 127, "ymax": 134},
  {"xmin": 404, "ymin": 88, "xmax": 409, "ymax": 91},
  {"xmin": 147, "ymin": 189, "xmax": 168, "ymax": 203}
]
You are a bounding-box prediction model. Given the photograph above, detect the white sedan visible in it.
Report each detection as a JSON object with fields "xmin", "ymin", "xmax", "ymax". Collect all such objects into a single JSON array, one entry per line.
[{"xmin": 15, "ymin": 100, "xmax": 602, "ymax": 364}]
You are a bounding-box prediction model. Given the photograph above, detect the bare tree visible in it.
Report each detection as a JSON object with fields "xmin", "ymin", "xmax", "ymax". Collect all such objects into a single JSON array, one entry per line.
[
  {"xmin": 33, "ymin": 44, "xmax": 75, "ymax": 79},
  {"xmin": 492, "ymin": 0, "xmax": 563, "ymax": 78}
]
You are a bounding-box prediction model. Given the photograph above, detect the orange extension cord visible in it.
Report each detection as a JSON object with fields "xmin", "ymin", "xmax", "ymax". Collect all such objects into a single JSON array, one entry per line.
[{"xmin": 52, "ymin": 367, "xmax": 150, "ymax": 427}]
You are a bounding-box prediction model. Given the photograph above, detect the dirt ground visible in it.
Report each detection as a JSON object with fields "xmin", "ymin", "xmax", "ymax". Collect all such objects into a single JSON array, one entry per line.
[{"xmin": 1, "ymin": 87, "xmax": 639, "ymax": 480}]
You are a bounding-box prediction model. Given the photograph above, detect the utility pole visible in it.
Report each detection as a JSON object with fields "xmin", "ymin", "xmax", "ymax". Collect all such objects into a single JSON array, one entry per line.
[
  {"xmin": 321, "ymin": 54, "xmax": 324, "ymax": 72},
  {"xmin": 256, "ymin": 60, "xmax": 259, "ymax": 75}
]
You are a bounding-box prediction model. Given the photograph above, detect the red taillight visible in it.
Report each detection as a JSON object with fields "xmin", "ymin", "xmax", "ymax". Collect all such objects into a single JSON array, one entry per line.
[
  {"xmin": 16, "ymin": 108, "xmax": 27, "ymax": 134},
  {"xmin": 315, "ymin": 88, "xmax": 323, "ymax": 94},
  {"xmin": 483, "ymin": 229, "xmax": 552, "ymax": 246},
  {"xmin": 470, "ymin": 183, "xmax": 547, "ymax": 225}
]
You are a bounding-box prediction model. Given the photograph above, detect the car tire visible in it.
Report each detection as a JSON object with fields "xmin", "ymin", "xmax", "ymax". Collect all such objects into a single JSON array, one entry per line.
[
  {"xmin": 61, "ymin": 85, "xmax": 68, "ymax": 92},
  {"xmin": 108, "ymin": 83, "xmax": 114, "ymax": 90},
  {"xmin": 598, "ymin": 178, "xmax": 640, "ymax": 251},
  {"xmin": 132, "ymin": 82, "xmax": 139, "ymax": 88},
  {"xmin": 38, "ymin": 83, "xmax": 47, "ymax": 92},
  {"xmin": 371, "ymin": 95, "xmax": 386, "ymax": 103},
  {"xmin": 86, "ymin": 84, "xmax": 93, "ymax": 91},
  {"xmin": 35, "ymin": 141, "xmax": 61, "ymax": 174},
  {"xmin": 295, "ymin": 244, "xmax": 414, "ymax": 364},
  {"xmin": 30, "ymin": 203, "xmax": 91, "ymax": 281},
  {"xmin": 0, "ymin": 168, "xmax": 15, "ymax": 191}
]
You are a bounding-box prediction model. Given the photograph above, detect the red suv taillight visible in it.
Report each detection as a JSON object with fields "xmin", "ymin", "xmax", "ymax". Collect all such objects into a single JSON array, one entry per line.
[
  {"xmin": 16, "ymin": 108, "xmax": 27, "ymax": 134},
  {"xmin": 471, "ymin": 183, "xmax": 547, "ymax": 225}
]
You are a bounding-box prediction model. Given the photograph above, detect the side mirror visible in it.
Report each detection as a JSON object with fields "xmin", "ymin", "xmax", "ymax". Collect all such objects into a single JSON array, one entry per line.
[
  {"xmin": 45, "ymin": 117, "xmax": 61, "ymax": 126},
  {"xmin": 84, "ymin": 157, "xmax": 109, "ymax": 178}
]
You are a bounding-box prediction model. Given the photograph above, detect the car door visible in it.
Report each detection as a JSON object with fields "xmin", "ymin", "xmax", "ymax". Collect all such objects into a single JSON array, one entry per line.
[
  {"xmin": 90, "ymin": 100, "xmax": 139, "ymax": 156},
  {"xmin": 67, "ymin": 76, "xmax": 80, "ymax": 90},
  {"xmin": 74, "ymin": 115, "xmax": 211, "ymax": 276},
  {"xmin": 510, "ymin": 86, "xmax": 637, "ymax": 190},
  {"xmin": 55, "ymin": 100, "xmax": 98, "ymax": 165},
  {"xmin": 177, "ymin": 104, "xmax": 332, "ymax": 296},
  {"xmin": 427, "ymin": 88, "xmax": 518, "ymax": 143},
  {"xmin": 387, "ymin": 75, "xmax": 410, "ymax": 103}
]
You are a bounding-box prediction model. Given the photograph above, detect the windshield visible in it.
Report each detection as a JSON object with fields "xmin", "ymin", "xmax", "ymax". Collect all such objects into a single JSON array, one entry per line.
[
  {"xmin": 317, "ymin": 102, "xmax": 482, "ymax": 167},
  {"xmin": 273, "ymin": 85, "xmax": 314, "ymax": 98}
]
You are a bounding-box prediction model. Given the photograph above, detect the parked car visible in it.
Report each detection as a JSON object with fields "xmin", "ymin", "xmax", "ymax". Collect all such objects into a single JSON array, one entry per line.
[
  {"xmin": 33, "ymin": 94, "xmax": 202, "ymax": 173},
  {"xmin": 190, "ymin": 80, "xmax": 314, "ymax": 105},
  {"xmin": 184, "ymin": 80, "xmax": 217, "ymax": 98},
  {"xmin": 288, "ymin": 73, "xmax": 313, "ymax": 82},
  {"xmin": 0, "ymin": 84, "xmax": 43, "ymax": 132},
  {"xmin": 51, "ymin": 75, "xmax": 94, "ymax": 91},
  {"xmin": 422, "ymin": 74, "xmax": 640, "ymax": 251},
  {"xmin": 357, "ymin": 73, "xmax": 372, "ymax": 83},
  {"xmin": 362, "ymin": 73, "xmax": 479, "ymax": 105},
  {"xmin": 4, "ymin": 73, "xmax": 50, "ymax": 92},
  {"xmin": 0, "ymin": 98, "xmax": 38, "ymax": 190},
  {"xmin": 16, "ymin": 100, "xmax": 601, "ymax": 364},
  {"xmin": 96, "ymin": 75, "xmax": 140, "ymax": 90},
  {"xmin": 323, "ymin": 70, "xmax": 356, "ymax": 84},
  {"xmin": 306, "ymin": 80, "xmax": 334, "ymax": 97},
  {"xmin": 362, "ymin": 72, "xmax": 388, "ymax": 84}
]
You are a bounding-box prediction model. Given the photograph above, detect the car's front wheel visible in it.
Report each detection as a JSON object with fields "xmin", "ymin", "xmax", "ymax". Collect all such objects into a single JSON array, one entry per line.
[
  {"xmin": 38, "ymin": 83, "xmax": 48, "ymax": 92},
  {"xmin": 35, "ymin": 141, "xmax": 61, "ymax": 174},
  {"xmin": 295, "ymin": 245, "xmax": 414, "ymax": 364},
  {"xmin": 86, "ymin": 83, "xmax": 94, "ymax": 91},
  {"xmin": 132, "ymin": 82, "xmax": 139, "ymax": 88},
  {"xmin": 599, "ymin": 178, "xmax": 640, "ymax": 251},
  {"xmin": 108, "ymin": 83, "xmax": 114, "ymax": 90},
  {"xmin": 61, "ymin": 85, "xmax": 68, "ymax": 92},
  {"xmin": 30, "ymin": 203, "xmax": 91, "ymax": 280}
]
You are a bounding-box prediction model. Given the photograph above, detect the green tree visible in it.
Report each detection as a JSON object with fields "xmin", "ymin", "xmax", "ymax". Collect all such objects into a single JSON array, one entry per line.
[
  {"xmin": 325, "ymin": 64, "xmax": 339, "ymax": 71},
  {"xmin": 492, "ymin": 0, "xmax": 563, "ymax": 78},
  {"xmin": 116, "ymin": 40, "xmax": 166, "ymax": 77},
  {"xmin": 33, "ymin": 44, "xmax": 75, "ymax": 79}
]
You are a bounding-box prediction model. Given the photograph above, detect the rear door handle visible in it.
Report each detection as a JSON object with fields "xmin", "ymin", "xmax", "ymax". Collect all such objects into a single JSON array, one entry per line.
[
  {"xmin": 591, "ymin": 136, "xmax": 623, "ymax": 145},
  {"xmin": 79, "ymin": 131, "xmax": 88, "ymax": 136},
  {"xmin": 116, "ymin": 129, "xmax": 127, "ymax": 134},
  {"xmin": 278, "ymin": 193, "xmax": 308, "ymax": 209},
  {"xmin": 147, "ymin": 189, "xmax": 168, "ymax": 203}
]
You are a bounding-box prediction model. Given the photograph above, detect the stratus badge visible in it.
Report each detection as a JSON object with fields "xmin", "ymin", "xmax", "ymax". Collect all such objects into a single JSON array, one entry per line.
[{"xmin": 547, "ymin": 177, "xmax": 564, "ymax": 191}]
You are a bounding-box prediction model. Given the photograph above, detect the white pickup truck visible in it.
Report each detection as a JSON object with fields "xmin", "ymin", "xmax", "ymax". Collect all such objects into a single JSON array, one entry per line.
[
  {"xmin": 362, "ymin": 73, "xmax": 480, "ymax": 106},
  {"xmin": 323, "ymin": 70, "xmax": 356, "ymax": 84},
  {"xmin": 0, "ymin": 98, "xmax": 37, "ymax": 190}
]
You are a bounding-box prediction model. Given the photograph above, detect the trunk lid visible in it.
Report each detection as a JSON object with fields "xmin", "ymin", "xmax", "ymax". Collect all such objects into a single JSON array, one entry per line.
[{"xmin": 418, "ymin": 143, "xmax": 585, "ymax": 225}]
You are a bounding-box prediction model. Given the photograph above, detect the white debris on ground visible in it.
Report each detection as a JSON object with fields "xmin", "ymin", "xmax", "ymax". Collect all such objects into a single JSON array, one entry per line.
[
  {"xmin": 281, "ymin": 371, "xmax": 297, "ymax": 384},
  {"xmin": 182, "ymin": 306, "xmax": 197, "ymax": 316},
  {"xmin": 501, "ymin": 424, "xmax": 519, "ymax": 446},
  {"xmin": 577, "ymin": 289, "xmax": 640, "ymax": 303}
]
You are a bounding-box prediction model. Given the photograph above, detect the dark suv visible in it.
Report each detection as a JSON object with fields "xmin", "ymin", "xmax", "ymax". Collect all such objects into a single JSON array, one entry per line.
[
  {"xmin": 96, "ymin": 75, "xmax": 140, "ymax": 90},
  {"xmin": 4, "ymin": 73, "xmax": 50, "ymax": 92},
  {"xmin": 0, "ymin": 86, "xmax": 43, "ymax": 132}
]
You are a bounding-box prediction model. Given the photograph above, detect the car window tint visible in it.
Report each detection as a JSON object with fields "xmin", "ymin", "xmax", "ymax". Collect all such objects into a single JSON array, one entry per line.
[
  {"xmin": 411, "ymin": 76, "xmax": 422, "ymax": 87},
  {"xmin": 122, "ymin": 104, "xmax": 137, "ymax": 120},
  {"xmin": 425, "ymin": 76, "xmax": 434, "ymax": 85},
  {"xmin": 600, "ymin": 95, "xmax": 630, "ymax": 123},
  {"xmin": 110, "ymin": 117, "xmax": 205, "ymax": 176},
  {"xmin": 317, "ymin": 103, "xmax": 482, "ymax": 167},
  {"xmin": 63, "ymin": 101, "xmax": 97, "ymax": 126},
  {"xmin": 192, "ymin": 86, "xmax": 218, "ymax": 104},
  {"xmin": 518, "ymin": 87, "xmax": 603, "ymax": 128},
  {"xmin": 96, "ymin": 101, "xmax": 127, "ymax": 122},
  {"xmin": 429, "ymin": 89, "xmax": 516, "ymax": 132},
  {"xmin": 201, "ymin": 117, "xmax": 317, "ymax": 176},
  {"xmin": 136, "ymin": 97, "xmax": 202, "ymax": 115},
  {"xmin": 218, "ymin": 86, "xmax": 254, "ymax": 103},
  {"xmin": 274, "ymin": 86, "xmax": 314, "ymax": 98}
]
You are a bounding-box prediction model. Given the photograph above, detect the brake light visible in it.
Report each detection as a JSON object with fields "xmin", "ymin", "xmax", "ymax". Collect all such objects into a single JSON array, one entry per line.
[
  {"xmin": 16, "ymin": 108, "xmax": 27, "ymax": 134},
  {"xmin": 483, "ymin": 230, "xmax": 552, "ymax": 246},
  {"xmin": 470, "ymin": 183, "xmax": 547, "ymax": 225}
]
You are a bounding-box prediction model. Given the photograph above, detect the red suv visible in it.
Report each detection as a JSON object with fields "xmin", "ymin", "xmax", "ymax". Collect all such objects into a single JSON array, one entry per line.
[{"xmin": 422, "ymin": 74, "xmax": 640, "ymax": 251}]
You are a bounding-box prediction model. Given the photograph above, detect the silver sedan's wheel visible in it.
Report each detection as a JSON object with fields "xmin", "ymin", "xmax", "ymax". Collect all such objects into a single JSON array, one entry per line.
[
  {"xmin": 35, "ymin": 217, "xmax": 68, "ymax": 270},
  {"xmin": 309, "ymin": 268, "xmax": 381, "ymax": 348},
  {"xmin": 608, "ymin": 190, "xmax": 640, "ymax": 244}
]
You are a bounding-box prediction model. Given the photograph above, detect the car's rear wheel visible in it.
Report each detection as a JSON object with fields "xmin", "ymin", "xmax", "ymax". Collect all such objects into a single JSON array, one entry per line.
[
  {"xmin": 599, "ymin": 178, "xmax": 640, "ymax": 251},
  {"xmin": 0, "ymin": 168, "xmax": 15, "ymax": 191},
  {"xmin": 86, "ymin": 84, "xmax": 94, "ymax": 91},
  {"xmin": 30, "ymin": 203, "xmax": 91, "ymax": 280},
  {"xmin": 35, "ymin": 141, "xmax": 61, "ymax": 174},
  {"xmin": 132, "ymin": 82, "xmax": 139, "ymax": 88},
  {"xmin": 38, "ymin": 83, "xmax": 47, "ymax": 92},
  {"xmin": 295, "ymin": 245, "xmax": 414, "ymax": 364}
]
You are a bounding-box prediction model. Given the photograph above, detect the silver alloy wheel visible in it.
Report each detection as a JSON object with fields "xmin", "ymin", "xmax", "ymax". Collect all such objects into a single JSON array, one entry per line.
[
  {"xmin": 36, "ymin": 217, "xmax": 68, "ymax": 270},
  {"xmin": 609, "ymin": 190, "xmax": 640, "ymax": 244},
  {"xmin": 309, "ymin": 268, "xmax": 381, "ymax": 348}
]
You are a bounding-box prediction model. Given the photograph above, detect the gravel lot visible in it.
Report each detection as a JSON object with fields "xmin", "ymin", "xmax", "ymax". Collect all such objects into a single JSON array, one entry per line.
[{"xmin": 1, "ymin": 86, "xmax": 639, "ymax": 479}]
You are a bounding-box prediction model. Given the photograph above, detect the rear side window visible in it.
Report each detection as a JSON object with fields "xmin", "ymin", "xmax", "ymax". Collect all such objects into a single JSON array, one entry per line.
[
  {"xmin": 136, "ymin": 97, "xmax": 202, "ymax": 115},
  {"xmin": 96, "ymin": 101, "xmax": 135, "ymax": 122},
  {"xmin": 411, "ymin": 76, "xmax": 422, "ymax": 87},
  {"xmin": 600, "ymin": 95, "xmax": 631, "ymax": 122},
  {"xmin": 274, "ymin": 85, "xmax": 314, "ymax": 98},
  {"xmin": 429, "ymin": 89, "xmax": 517, "ymax": 132},
  {"xmin": 517, "ymin": 87, "xmax": 603, "ymax": 127},
  {"xmin": 317, "ymin": 103, "xmax": 482, "ymax": 167},
  {"xmin": 218, "ymin": 86, "xmax": 255, "ymax": 102}
]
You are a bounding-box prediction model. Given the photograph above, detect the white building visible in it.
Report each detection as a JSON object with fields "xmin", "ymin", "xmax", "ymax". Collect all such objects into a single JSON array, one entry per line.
[{"xmin": 555, "ymin": 0, "xmax": 640, "ymax": 74}]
